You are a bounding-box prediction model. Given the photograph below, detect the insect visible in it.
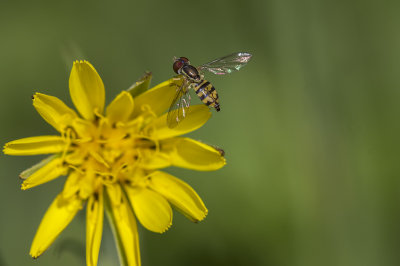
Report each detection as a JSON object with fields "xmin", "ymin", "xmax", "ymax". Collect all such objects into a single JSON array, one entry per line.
[{"xmin": 167, "ymin": 52, "xmax": 252, "ymax": 128}]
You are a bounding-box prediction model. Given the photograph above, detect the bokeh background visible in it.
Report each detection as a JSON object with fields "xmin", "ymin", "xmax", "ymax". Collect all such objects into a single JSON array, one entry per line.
[{"xmin": 1, "ymin": 0, "xmax": 400, "ymax": 265}]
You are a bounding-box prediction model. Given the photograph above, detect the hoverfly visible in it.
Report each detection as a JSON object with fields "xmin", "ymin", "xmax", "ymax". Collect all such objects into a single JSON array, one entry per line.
[{"xmin": 167, "ymin": 52, "xmax": 252, "ymax": 128}]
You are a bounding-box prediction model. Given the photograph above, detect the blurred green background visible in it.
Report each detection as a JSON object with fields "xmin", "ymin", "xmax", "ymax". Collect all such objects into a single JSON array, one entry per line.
[{"xmin": 1, "ymin": 0, "xmax": 400, "ymax": 265}]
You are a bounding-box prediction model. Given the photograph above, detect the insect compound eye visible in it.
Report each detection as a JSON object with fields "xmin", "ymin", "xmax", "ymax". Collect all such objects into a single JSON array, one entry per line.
[
  {"xmin": 173, "ymin": 60, "xmax": 184, "ymax": 74},
  {"xmin": 180, "ymin": 57, "xmax": 189, "ymax": 63}
]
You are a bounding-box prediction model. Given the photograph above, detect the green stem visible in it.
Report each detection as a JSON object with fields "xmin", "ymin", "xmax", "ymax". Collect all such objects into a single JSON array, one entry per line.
[{"xmin": 104, "ymin": 189, "xmax": 129, "ymax": 266}]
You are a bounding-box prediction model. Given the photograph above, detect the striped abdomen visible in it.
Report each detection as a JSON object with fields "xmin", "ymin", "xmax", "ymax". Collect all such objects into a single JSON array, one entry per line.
[{"xmin": 194, "ymin": 80, "xmax": 220, "ymax": 111}]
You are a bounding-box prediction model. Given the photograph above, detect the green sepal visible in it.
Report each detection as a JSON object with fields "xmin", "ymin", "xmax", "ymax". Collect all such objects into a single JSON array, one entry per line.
[{"xmin": 127, "ymin": 72, "xmax": 152, "ymax": 98}]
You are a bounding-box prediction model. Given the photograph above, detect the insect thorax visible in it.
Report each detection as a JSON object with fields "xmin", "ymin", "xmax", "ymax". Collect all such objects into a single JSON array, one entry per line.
[{"xmin": 181, "ymin": 65, "xmax": 201, "ymax": 82}]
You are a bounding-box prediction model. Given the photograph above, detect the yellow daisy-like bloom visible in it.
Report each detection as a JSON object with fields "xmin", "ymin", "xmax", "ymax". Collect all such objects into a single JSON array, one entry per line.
[{"xmin": 3, "ymin": 61, "xmax": 225, "ymax": 266}]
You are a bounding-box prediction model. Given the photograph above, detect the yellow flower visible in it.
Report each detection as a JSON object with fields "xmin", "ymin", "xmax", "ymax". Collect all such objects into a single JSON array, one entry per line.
[{"xmin": 3, "ymin": 61, "xmax": 225, "ymax": 266}]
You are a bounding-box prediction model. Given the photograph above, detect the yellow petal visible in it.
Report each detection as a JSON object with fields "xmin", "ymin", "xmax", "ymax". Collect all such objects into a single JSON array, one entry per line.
[
  {"xmin": 169, "ymin": 138, "xmax": 225, "ymax": 170},
  {"xmin": 148, "ymin": 171, "xmax": 207, "ymax": 222},
  {"xmin": 21, "ymin": 157, "xmax": 68, "ymax": 190},
  {"xmin": 19, "ymin": 155, "xmax": 57, "ymax": 180},
  {"xmin": 3, "ymin": 136, "xmax": 65, "ymax": 156},
  {"xmin": 150, "ymin": 105, "xmax": 211, "ymax": 139},
  {"xmin": 138, "ymin": 151, "xmax": 170, "ymax": 169},
  {"xmin": 107, "ymin": 183, "xmax": 122, "ymax": 207},
  {"xmin": 33, "ymin": 93, "xmax": 78, "ymax": 132},
  {"xmin": 106, "ymin": 91, "xmax": 134, "ymax": 123},
  {"xmin": 130, "ymin": 78, "xmax": 179, "ymax": 118},
  {"xmin": 106, "ymin": 187, "xmax": 141, "ymax": 266},
  {"xmin": 142, "ymin": 138, "xmax": 226, "ymax": 171},
  {"xmin": 62, "ymin": 171, "xmax": 81, "ymax": 199},
  {"xmin": 78, "ymin": 171, "xmax": 96, "ymax": 200},
  {"xmin": 30, "ymin": 194, "xmax": 83, "ymax": 258},
  {"xmin": 125, "ymin": 186, "xmax": 172, "ymax": 233},
  {"xmin": 86, "ymin": 189, "xmax": 104, "ymax": 266},
  {"xmin": 72, "ymin": 118, "xmax": 94, "ymax": 140},
  {"xmin": 69, "ymin": 60, "xmax": 105, "ymax": 120}
]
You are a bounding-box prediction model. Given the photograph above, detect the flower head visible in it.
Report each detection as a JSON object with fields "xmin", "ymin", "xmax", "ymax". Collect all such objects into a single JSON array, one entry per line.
[{"xmin": 3, "ymin": 61, "xmax": 225, "ymax": 265}]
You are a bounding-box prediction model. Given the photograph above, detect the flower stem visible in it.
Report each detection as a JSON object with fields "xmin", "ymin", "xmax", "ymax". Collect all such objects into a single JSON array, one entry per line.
[{"xmin": 104, "ymin": 189, "xmax": 129, "ymax": 266}]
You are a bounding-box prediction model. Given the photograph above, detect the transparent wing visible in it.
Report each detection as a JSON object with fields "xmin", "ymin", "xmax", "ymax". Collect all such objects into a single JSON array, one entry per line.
[
  {"xmin": 167, "ymin": 79, "xmax": 191, "ymax": 128},
  {"xmin": 198, "ymin": 52, "xmax": 252, "ymax": 75}
]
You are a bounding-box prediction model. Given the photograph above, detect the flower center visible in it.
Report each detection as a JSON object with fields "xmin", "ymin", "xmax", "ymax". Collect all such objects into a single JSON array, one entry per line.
[{"xmin": 62, "ymin": 109, "xmax": 159, "ymax": 195}]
